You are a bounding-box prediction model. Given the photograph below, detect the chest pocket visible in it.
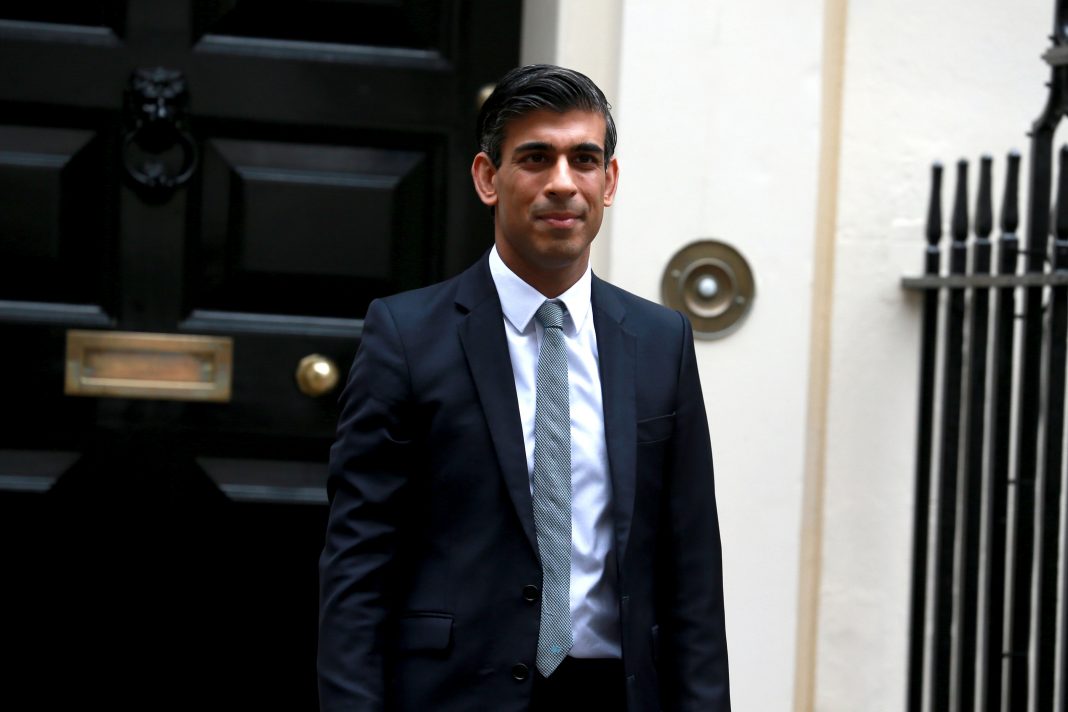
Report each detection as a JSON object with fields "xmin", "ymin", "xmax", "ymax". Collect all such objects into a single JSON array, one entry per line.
[
  {"xmin": 396, "ymin": 612, "xmax": 453, "ymax": 652},
  {"xmin": 636, "ymin": 412, "xmax": 675, "ymax": 445}
]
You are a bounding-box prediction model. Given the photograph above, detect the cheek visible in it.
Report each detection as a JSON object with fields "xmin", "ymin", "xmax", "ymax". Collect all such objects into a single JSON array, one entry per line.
[
  {"xmin": 581, "ymin": 178, "xmax": 608, "ymax": 202},
  {"xmin": 499, "ymin": 181, "xmax": 534, "ymax": 209}
]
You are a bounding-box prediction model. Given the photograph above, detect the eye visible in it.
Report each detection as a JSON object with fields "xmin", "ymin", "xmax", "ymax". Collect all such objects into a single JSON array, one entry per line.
[
  {"xmin": 573, "ymin": 154, "xmax": 601, "ymax": 167},
  {"xmin": 519, "ymin": 153, "xmax": 547, "ymax": 164}
]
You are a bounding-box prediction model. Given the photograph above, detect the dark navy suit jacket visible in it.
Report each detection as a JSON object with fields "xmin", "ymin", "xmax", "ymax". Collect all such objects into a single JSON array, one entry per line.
[{"xmin": 318, "ymin": 254, "xmax": 730, "ymax": 711}]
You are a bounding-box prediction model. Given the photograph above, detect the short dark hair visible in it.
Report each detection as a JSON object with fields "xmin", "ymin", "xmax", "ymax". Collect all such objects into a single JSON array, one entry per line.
[{"xmin": 476, "ymin": 64, "xmax": 617, "ymax": 167}]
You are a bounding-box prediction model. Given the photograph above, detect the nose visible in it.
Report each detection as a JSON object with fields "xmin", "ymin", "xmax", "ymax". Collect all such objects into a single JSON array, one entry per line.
[{"xmin": 545, "ymin": 155, "xmax": 578, "ymax": 198}]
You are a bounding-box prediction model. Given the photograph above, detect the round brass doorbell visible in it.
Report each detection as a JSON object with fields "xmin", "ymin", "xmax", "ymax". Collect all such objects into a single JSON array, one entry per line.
[{"xmin": 661, "ymin": 240, "xmax": 755, "ymax": 340}]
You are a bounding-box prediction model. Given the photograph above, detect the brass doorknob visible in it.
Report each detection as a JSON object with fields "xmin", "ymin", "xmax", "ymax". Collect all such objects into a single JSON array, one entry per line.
[{"xmin": 296, "ymin": 354, "xmax": 339, "ymax": 397}]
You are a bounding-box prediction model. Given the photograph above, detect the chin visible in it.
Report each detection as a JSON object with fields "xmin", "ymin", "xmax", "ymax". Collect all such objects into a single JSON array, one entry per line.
[{"xmin": 534, "ymin": 245, "xmax": 590, "ymax": 270}]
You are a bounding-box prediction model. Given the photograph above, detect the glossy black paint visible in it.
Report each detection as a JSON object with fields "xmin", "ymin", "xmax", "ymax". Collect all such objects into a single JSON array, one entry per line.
[{"xmin": 0, "ymin": 1, "xmax": 520, "ymax": 708}]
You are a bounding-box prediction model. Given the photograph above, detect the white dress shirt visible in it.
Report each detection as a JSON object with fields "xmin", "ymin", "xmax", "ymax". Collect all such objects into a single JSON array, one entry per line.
[{"xmin": 488, "ymin": 245, "xmax": 621, "ymax": 659}]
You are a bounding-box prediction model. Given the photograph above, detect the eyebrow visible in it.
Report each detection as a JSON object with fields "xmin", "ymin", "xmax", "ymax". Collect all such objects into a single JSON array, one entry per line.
[{"xmin": 513, "ymin": 141, "xmax": 605, "ymax": 155}]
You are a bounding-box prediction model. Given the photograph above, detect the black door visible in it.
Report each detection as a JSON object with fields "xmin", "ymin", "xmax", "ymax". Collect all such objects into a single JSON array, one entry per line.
[{"xmin": 0, "ymin": 2, "xmax": 520, "ymax": 708}]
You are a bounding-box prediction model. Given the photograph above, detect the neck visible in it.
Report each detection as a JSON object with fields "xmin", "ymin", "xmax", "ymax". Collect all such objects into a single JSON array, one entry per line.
[{"xmin": 495, "ymin": 245, "xmax": 588, "ymax": 299}]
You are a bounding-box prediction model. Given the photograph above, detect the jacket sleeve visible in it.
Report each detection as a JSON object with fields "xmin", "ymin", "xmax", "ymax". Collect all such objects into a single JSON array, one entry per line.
[
  {"xmin": 318, "ymin": 298, "xmax": 415, "ymax": 712},
  {"xmin": 658, "ymin": 311, "xmax": 731, "ymax": 711}
]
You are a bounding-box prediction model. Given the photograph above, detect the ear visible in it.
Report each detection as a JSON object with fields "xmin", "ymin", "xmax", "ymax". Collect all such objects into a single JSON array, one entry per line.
[
  {"xmin": 471, "ymin": 152, "xmax": 498, "ymax": 207},
  {"xmin": 603, "ymin": 156, "xmax": 620, "ymax": 207}
]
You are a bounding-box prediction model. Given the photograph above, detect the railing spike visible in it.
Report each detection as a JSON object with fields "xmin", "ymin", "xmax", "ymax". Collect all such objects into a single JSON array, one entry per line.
[
  {"xmin": 927, "ymin": 162, "xmax": 943, "ymax": 246},
  {"xmin": 1001, "ymin": 151, "xmax": 1021, "ymax": 234},
  {"xmin": 976, "ymin": 155, "xmax": 994, "ymax": 239},
  {"xmin": 952, "ymin": 159, "xmax": 970, "ymax": 242}
]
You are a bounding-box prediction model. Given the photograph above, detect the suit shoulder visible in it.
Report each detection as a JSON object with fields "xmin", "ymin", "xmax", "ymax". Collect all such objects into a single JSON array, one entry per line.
[
  {"xmin": 379, "ymin": 274, "xmax": 458, "ymax": 310},
  {"xmin": 593, "ymin": 277, "xmax": 687, "ymax": 335},
  {"xmin": 373, "ymin": 267, "xmax": 469, "ymax": 325},
  {"xmin": 368, "ymin": 255, "xmax": 496, "ymax": 341}
]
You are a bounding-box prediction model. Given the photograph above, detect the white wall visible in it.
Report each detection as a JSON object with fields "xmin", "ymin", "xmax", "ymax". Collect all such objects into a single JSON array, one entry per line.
[
  {"xmin": 817, "ymin": 0, "xmax": 1050, "ymax": 709},
  {"xmin": 611, "ymin": 2, "xmax": 825, "ymax": 710}
]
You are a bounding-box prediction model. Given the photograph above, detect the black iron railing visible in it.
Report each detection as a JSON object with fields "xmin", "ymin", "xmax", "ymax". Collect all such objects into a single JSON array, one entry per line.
[{"xmin": 902, "ymin": 3, "xmax": 1068, "ymax": 709}]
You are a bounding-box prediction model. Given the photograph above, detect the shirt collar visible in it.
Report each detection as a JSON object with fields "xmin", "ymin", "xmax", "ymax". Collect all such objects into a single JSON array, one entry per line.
[{"xmin": 488, "ymin": 245, "xmax": 592, "ymax": 336}]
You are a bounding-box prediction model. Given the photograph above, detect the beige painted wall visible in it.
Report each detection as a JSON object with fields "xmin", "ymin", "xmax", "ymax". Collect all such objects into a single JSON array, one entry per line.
[
  {"xmin": 523, "ymin": 1, "xmax": 824, "ymax": 709},
  {"xmin": 610, "ymin": 3, "xmax": 823, "ymax": 711}
]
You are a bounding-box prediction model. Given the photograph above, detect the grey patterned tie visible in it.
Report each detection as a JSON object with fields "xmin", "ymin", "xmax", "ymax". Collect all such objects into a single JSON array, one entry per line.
[{"xmin": 532, "ymin": 299, "xmax": 573, "ymax": 677}]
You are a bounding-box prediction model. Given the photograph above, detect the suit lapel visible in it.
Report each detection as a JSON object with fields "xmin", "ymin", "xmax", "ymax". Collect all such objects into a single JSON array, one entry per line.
[
  {"xmin": 592, "ymin": 276, "xmax": 637, "ymax": 565},
  {"xmin": 456, "ymin": 257, "xmax": 539, "ymax": 553}
]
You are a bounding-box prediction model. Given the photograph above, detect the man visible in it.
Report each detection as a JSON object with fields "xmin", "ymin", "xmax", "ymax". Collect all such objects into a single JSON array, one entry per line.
[{"xmin": 319, "ymin": 64, "xmax": 730, "ymax": 711}]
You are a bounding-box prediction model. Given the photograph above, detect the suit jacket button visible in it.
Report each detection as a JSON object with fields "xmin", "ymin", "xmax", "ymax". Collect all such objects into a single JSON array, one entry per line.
[
  {"xmin": 522, "ymin": 585, "xmax": 540, "ymax": 603},
  {"xmin": 512, "ymin": 663, "xmax": 530, "ymax": 681}
]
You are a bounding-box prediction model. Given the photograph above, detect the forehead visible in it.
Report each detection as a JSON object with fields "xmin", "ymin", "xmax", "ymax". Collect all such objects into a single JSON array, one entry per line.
[{"xmin": 500, "ymin": 109, "xmax": 607, "ymax": 151}]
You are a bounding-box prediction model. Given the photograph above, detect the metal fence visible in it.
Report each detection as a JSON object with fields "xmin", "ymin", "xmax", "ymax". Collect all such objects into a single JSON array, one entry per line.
[{"xmin": 902, "ymin": 14, "xmax": 1068, "ymax": 707}]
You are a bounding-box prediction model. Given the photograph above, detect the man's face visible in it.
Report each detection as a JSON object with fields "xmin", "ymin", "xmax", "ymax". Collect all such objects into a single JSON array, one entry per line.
[{"xmin": 472, "ymin": 109, "xmax": 619, "ymax": 289}]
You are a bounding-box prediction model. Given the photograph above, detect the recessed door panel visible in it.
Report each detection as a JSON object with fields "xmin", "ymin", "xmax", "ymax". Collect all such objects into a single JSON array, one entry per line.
[
  {"xmin": 193, "ymin": 136, "xmax": 430, "ymax": 318},
  {"xmin": 195, "ymin": 0, "xmax": 447, "ymax": 52},
  {"xmin": 0, "ymin": 125, "xmax": 115, "ymax": 308}
]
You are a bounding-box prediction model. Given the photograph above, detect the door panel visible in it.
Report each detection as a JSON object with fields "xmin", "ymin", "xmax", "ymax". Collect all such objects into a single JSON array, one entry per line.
[
  {"xmin": 195, "ymin": 0, "xmax": 447, "ymax": 51},
  {"xmin": 0, "ymin": 125, "xmax": 116, "ymax": 307},
  {"xmin": 194, "ymin": 136, "xmax": 431, "ymax": 317}
]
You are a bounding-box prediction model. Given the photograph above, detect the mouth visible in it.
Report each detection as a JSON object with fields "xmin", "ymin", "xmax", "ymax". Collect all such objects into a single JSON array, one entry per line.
[{"xmin": 537, "ymin": 212, "xmax": 582, "ymax": 229}]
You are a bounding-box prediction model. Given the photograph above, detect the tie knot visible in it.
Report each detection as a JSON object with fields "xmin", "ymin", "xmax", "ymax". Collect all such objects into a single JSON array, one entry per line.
[{"xmin": 535, "ymin": 300, "xmax": 565, "ymax": 330}]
